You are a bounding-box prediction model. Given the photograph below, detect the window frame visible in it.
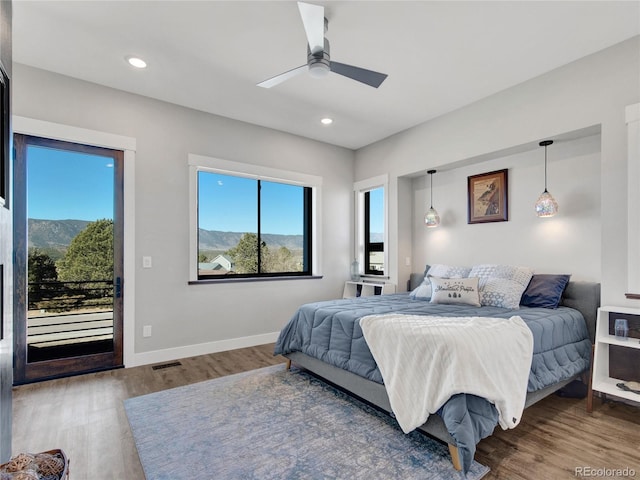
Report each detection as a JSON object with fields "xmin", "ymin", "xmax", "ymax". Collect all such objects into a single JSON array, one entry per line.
[
  {"xmin": 363, "ymin": 189, "xmax": 384, "ymax": 275},
  {"xmin": 0, "ymin": 62, "xmax": 9, "ymax": 207},
  {"xmin": 188, "ymin": 154, "xmax": 322, "ymax": 283},
  {"xmin": 354, "ymin": 175, "xmax": 388, "ymax": 278}
]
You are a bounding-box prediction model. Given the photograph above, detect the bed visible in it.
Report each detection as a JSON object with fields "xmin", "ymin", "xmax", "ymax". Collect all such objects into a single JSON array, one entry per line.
[{"xmin": 274, "ymin": 268, "xmax": 600, "ymax": 473}]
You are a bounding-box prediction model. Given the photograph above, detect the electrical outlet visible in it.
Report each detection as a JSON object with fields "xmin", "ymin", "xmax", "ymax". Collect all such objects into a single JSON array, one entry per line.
[
  {"xmin": 143, "ymin": 256, "xmax": 152, "ymax": 268},
  {"xmin": 143, "ymin": 325, "xmax": 152, "ymax": 337}
]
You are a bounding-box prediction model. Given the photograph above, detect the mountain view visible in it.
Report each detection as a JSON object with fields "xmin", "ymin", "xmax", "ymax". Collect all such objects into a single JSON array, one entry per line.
[
  {"xmin": 198, "ymin": 229, "xmax": 303, "ymax": 251},
  {"xmin": 28, "ymin": 219, "xmax": 304, "ymax": 255}
]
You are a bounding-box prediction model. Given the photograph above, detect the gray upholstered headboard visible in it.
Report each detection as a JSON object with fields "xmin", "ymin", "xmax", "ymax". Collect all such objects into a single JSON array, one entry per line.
[
  {"xmin": 560, "ymin": 281, "xmax": 601, "ymax": 343},
  {"xmin": 407, "ymin": 273, "xmax": 600, "ymax": 343}
]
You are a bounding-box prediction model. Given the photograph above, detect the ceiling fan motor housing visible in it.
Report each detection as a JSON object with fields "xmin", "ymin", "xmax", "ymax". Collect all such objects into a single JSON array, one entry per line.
[{"xmin": 307, "ymin": 38, "xmax": 330, "ymax": 77}]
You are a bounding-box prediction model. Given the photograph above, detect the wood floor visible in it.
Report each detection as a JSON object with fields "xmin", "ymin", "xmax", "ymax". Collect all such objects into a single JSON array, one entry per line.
[{"xmin": 11, "ymin": 344, "xmax": 640, "ymax": 479}]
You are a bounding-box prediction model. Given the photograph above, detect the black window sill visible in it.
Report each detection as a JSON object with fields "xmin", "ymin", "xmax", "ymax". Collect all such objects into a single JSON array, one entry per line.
[{"xmin": 189, "ymin": 275, "xmax": 323, "ymax": 285}]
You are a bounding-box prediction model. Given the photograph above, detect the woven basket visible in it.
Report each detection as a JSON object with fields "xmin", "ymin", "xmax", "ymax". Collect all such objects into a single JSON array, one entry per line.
[{"xmin": 0, "ymin": 449, "xmax": 69, "ymax": 480}]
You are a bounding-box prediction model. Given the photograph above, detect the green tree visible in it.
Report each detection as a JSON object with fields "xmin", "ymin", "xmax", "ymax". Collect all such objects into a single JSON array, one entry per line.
[
  {"xmin": 226, "ymin": 233, "xmax": 269, "ymax": 274},
  {"xmin": 28, "ymin": 247, "xmax": 58, "ymax": 284},
  {"xmin": 57, "ymin": 219, "xmax": 113, "ymax": 282},
  {"xmin": 198, "ymin": 253, "xmax": 209, "ymax": 263},
  {"xmin": 263, "ymin": 246, "xmax": 301, "ymax": 273}
]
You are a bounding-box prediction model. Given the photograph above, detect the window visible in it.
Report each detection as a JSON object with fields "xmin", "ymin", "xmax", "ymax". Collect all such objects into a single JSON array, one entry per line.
[
  {"xmin": 189, "ymin": 155, "xmax": 321, "ymax": 282},
  {"xmin": 364, "ymin": 187, "xmax": 384, "ymax": 275},
  {"xmin": 354, "ymin": 175, "xmax": 388, "ymax": 277}
]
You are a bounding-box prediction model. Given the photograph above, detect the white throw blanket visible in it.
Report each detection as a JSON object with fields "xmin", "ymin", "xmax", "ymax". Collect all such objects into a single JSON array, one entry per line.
[{"xmin": 360, "ymin": 314, "xmax": 534, "ymax": 433}]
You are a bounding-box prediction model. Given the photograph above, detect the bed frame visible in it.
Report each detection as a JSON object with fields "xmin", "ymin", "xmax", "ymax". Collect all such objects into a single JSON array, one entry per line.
[{"xmin": 284, "ymin": 278, "xmax": 600, "ymax": 471}]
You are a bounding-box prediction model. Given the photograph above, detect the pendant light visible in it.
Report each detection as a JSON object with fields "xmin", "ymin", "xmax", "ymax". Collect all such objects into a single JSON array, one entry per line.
[
  {"xmin": 535, "ymin": 140, "xmax": 558, "ymax": 217},
  {"xmin": 424, "ymin": 169, "xmax": 440, "ymax": 227}
]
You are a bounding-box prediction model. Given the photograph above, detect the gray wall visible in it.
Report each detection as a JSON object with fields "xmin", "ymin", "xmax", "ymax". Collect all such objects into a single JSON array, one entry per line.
[
  {"xmin": 355, "ymin": 36, "xmax": 640, "ymax": 307},
  {"xmin": 411, "ymin": 134, "xmax": 601, "ymax": 281},
  {"xmin": 13, "ymin": 64, "xmax": 355, "ymax": 363}
]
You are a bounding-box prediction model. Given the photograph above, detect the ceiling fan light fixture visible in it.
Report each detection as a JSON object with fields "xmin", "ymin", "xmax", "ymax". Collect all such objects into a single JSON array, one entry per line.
[{"xmin": 308, "ymin": 61, "xmax": 330, "ymax": 79}]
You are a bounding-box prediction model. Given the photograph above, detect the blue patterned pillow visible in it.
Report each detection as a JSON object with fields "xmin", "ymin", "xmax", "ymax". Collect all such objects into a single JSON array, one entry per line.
[
  {"xmin": 426, "ymin": 264, "xmax": 471, "ymax": 279},
  {"xmin": 409, "ymin": 278, "xmax": 432, "ymax": 300},
  {"xmin": 520, "ymin": 274, "xmax": 571, "ymax": 309},
  {"xmin": 469, "ymin": 264, "xmax": 533, "ymax": 309}
]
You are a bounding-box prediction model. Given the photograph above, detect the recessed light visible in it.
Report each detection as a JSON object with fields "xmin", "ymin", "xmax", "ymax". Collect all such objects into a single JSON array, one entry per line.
[
  {"xmin": 320, "ymin": 117, "xmax": 333, "ymax": 125},
  {"xmin": 126, "ymin": 56, "xmax": 147, "ymax": 69}
]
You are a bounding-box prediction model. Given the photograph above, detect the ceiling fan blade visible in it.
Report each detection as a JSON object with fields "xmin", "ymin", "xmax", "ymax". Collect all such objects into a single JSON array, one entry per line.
[
  {"xmin": 297, "ymin": 2, "xmax": 325, "ymax": 54},
  {"xmin": 257, "ymin": 65, "xmax": 307, "ymax": 88},
  {"xmin": 330, "ymin": 61, "xmax": 388, "ymax": 88}
]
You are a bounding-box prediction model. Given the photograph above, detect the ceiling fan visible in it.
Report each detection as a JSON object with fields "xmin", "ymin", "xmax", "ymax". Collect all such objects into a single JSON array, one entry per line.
[{"xmin": 257, "ymin": 2, "xmax": 388, "ymax": 89}]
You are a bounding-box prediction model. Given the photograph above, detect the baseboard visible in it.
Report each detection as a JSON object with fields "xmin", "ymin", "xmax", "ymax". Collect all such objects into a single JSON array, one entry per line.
[{"xmin": 128, "ymin": 331, "xmax": 280, "ymax": 368}]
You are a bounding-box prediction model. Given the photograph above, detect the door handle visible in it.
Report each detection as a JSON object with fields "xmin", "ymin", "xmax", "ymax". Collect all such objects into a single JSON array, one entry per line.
[{"xmin": 115, "ymin": 277, "xmax": 122, "ymax": 298}]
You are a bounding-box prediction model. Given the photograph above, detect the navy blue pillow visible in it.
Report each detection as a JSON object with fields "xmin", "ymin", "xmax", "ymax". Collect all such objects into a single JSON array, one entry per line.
[{"xmin": 520, "ymin": 274, "xmax": 571, "ymax": 309}]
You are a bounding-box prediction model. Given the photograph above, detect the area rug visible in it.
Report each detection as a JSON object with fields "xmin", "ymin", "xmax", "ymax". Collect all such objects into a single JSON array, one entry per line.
[{"xmin": 124, "ymin": 364, "xmax": 490, "ymax": 480}]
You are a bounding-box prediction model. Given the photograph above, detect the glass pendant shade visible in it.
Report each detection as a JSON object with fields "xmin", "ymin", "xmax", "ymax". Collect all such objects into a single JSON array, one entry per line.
[
  {"xmin": 536, "ymin": 140, "xmax": 558, "ymax": 218},
  {"xmin": 425, "ymin": 169, "xmax": 440, "ymax": 227},
  {"xmin": 424, "ymin": 207, "xmax": 440, "ymax": 227},
  {"xmin": 535, "ymin": 189, "xmax": 558, "ymax": 217}
]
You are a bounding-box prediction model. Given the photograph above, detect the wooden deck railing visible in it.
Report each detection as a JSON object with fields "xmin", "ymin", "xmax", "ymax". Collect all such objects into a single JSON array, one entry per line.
[
  {"xmin": 28, "ymin": 279, "xmax": 113, "ymax": 313},
  {"xmin": 27, "ymin": 279, "xmax": 114, "ymax": 348}
]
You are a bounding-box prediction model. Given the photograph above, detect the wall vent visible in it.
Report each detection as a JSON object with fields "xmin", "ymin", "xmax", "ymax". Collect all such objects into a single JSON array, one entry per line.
[{"xmin": 151, "ymin": 361, "xmax": 182, "ymax": 370}]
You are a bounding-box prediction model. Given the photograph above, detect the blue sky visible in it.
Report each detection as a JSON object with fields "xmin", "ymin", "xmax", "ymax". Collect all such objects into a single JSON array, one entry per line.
[
  {"xmin": 198, "ymin": 172, "xmax": 305, "ymax": 235},
  {"xmin": 368, "ymin": 187, "xmax": 384, "ymax": 234},
  {"xmin": 26, "ymin": 146, "xmax": 384, "ymax": 235},
  {"xmin": 27, "ymin": 146, "xmax": 114, "ymax": 221}
]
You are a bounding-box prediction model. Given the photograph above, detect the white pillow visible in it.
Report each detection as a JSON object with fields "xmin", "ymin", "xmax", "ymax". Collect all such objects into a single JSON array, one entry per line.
[
  {"xmin": 469, "ymin": 264, "xmax": 533, "ymax": 309},
  {"xmin": 410, "ymin": 263, "xmax": 471, "ymax": 300},
  {"xmin": 427, "ymin": 264, "xmax": 471, "ymax": 279},
  {"xmin": 409, "ymin": 279, "xmax": 432, "ymax": 299},
  {"xmin": 429, "ymin": 276, "xmax": 481, "ymax": 307}
]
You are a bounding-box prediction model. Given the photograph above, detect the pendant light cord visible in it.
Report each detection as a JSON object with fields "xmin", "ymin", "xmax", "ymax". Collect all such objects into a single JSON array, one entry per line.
[
  {"xmin": 430, "ymin": 173, "xmax": 433, "ymax": 208},
  {"xmin": 427, "ymin": 169, "xmax": 436, "ymax": 208},
  {"xmin": 539, "ymin": 140, "xmax": 553, "ymax": 193},
  {"xmin": 544, "ymin": 144, "xmax": 548, "ymax": 192}
]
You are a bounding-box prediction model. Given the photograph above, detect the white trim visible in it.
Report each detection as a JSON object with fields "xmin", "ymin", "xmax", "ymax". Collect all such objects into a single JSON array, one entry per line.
[
  {"xmin": 123, "ymin": 150, "xmax": 136, "ymax": 367},
  {"xmin": 129, "ymin": 331, "xmax": 280, "ymax": 367},
  {"xmin": 13, "ymin": 115, "xmax": 137, "ymax": 367},
  {"xmin": 626, "ymin": 103, "xmax": 640, "ymax": 295},
  {"xmin": 188, "ymin": 153, "xmax": 323, "ymax": 281},
  {"xmin": 353, "ymin": 174, "xmax": 389, "ymax": 277},
  {"xmin": 188, "ymin": 154, "xmax": 322, "ymax": 187},
  {"xmin": 13, "ymin": 116, "xmax": 136, "ymax": 151}
]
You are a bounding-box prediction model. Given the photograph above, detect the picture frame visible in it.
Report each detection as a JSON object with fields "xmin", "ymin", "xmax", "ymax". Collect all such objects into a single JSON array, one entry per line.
[{"xmin": 467, "ymin": 168, "xmax": 508, "ymax": 224}]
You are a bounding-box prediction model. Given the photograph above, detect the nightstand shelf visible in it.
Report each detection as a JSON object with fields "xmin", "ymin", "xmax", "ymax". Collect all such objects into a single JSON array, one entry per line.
[
  {"xmin": 588, "ymin": 305, "xmax": 640, "ymax": 411},
  {"xmin": 342, "ymin": 280, "xmax": 395, "ymax": 299}
]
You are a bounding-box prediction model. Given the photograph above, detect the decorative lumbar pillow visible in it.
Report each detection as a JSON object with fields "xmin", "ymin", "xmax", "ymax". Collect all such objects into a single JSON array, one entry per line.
[
  {"xmin": 411, "ymin": 264, "xmax": 470, "ymax": 300},
  {"xmin": 426, "ymin": 264, "xmax": 471, "ymax": 279},
  {"xmin": 469, "ymin": 264, "xmax": 533, "ymax": 309},
  {"xmin": 429, "ymin": 276, "xmax": 481, "ymax": 306},
  {"xmin": 520, "ymin": 274, "xmax": 571, "ymax": 309}
]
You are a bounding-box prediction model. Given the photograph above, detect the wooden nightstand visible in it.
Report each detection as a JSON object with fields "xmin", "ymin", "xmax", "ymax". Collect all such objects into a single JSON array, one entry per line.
[{"xmin": 587, "ymin": 306, "xmax": 640, "ymax": 412}]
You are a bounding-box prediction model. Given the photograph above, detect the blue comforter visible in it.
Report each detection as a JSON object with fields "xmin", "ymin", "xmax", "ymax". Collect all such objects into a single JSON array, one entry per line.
[{"xmin": 274, "ymin": 293, "xmax": 591, "ymax": 472}]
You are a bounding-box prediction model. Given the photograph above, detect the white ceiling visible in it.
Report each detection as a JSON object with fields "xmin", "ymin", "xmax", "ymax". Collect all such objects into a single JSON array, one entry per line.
[{"xmin": 12, "ymin": 1, "xmax": 640, "ymax": 150}]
